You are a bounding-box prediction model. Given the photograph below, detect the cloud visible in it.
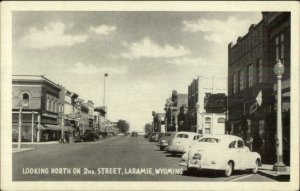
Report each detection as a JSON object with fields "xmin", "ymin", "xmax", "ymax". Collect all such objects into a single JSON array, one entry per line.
[
  {"xmin": 20, "ymin": 22, "xmax": 88, "ymax": 49},
  {"xmin": 70, "ymin": 62, "xmax": 127, "ymax": 75},
  {"xmin": 88, "ymin": 25, "xmax": 116, "ymax": 35},
  {"xmin": 182, "ymin": 16, "xmax": 259, "ymax": 43},
  {"xmin": 167, "ymin": 57, "xmax": 208, "ymax": 66},
  {"xmin": 121, "ymin": 37, "xmax": 190, "ymax": 59}
]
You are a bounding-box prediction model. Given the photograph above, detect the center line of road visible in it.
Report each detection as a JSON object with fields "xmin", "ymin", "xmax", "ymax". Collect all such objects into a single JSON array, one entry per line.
[{"xmin": 228, "ymin": 174, "xmax": 254, "ymax": 182}]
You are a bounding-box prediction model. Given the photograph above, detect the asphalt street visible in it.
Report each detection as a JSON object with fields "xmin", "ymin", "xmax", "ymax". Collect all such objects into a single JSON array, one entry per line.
[{"xmin": 13, "ymin": 135, "xmax": 275, "ymax": 181}]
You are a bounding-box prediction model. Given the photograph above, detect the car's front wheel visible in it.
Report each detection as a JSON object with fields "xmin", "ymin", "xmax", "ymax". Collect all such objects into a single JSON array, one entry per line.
[
  {"xmin": 251, "ymin": 159, "xmax": 259, "ymax": 174},
  {"xmin": 224, "ymin": 162, "xmax": 233, "ymax": 177},
  {"xmin": 160, "ymin": 146, "xmax": 164, "ymax": 151}
]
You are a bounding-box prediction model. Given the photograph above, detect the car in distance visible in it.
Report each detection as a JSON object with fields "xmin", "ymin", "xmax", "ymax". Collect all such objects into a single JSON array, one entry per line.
[
  {"xmin": 167, "ymin": 132, "xmax": 201, "ymax": 156},
  {"xmin": 131, "ymin": 131, "xmax": 138, "ymax": 137},
  {"xmin": 157, "ymin": 132, "xmax": 175, "ymax": 150},
  {"xmin": 179, "ymin": 134, "xmax": 261, "ymax": 177}
]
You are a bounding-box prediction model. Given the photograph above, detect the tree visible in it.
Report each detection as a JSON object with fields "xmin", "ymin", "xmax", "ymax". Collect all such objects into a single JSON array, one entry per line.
[
  {"xmin": 116, "ymin": 120, "xmax": 130, "ymax": 133},
  {"xmin": 144, "ymin": 123, "xmax": 152, "ymax": 134}
]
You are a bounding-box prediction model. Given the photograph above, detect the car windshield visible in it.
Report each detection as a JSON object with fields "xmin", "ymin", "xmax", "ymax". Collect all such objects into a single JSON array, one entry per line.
[
  {"xmin": 198, "ymin": 138, "xmax": 220, "ymax": 143},
  {"xmin": 176, "ymin": 134, "xmax": 188, "ymax": 138}
]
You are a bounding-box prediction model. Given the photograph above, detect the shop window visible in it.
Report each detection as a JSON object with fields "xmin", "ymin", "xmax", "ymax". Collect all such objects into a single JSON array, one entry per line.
[{"xmin": 22, "ymin": 93, "xmax": 29, "ymax": 107}]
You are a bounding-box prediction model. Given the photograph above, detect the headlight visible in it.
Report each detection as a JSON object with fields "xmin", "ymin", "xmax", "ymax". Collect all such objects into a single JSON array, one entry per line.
[{"xmin": 192, "ymin": 153, "xmax": 201, "ymax": 160}]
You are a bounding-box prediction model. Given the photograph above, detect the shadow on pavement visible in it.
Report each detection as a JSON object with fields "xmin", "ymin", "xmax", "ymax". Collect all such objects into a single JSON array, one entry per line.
[
  {"xmin": 182, "ymin": 169, "xmax": 252, "ymax": 178},
  {"xmin": 165, "ymin": 154, "xmax": 182, "ymax": 158}
]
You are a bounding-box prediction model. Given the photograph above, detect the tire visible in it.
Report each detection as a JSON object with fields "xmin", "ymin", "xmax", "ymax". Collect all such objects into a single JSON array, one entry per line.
[
  {"xmin": 171, "ymin": 152, "xmax": 176, "ymax": 156},
  {"xmin": 251, "ymin": 159, "xmax": 259, "ymax": 174},
  {"xmin": 160, "ymin": 146, "xmax": 164, "ymax": 151},
  {"xmin": 224, "ymin": 162, "xmax": 233, "ymax": 177}
]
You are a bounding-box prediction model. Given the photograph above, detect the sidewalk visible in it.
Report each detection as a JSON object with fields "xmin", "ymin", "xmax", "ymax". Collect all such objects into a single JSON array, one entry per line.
[
  {"xmin": 12, "ymin": 141, "xmax": 59, "ymax": 145},
  {"xmin": 258, "ymin": 164, "xmax": 290, "ymax": 181},
  {"xmin": 12, "ymin": 147, "xmax": 35, "ymax": 153}
]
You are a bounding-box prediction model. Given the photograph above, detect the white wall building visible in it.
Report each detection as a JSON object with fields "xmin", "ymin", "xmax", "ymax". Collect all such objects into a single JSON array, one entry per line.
[{"xmin": 191, "ymin": 76, "xmax": 227, "ymax": 135}]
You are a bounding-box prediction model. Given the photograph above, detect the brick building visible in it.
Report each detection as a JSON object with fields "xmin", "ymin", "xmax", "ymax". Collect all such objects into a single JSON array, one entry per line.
[
  {"xmin": 12, "ymin": 75, "xmax": 62, "ymax": 142},
  {"xmin": 227, "ymin": 12, "xmax": 290, "ymax": 164}
]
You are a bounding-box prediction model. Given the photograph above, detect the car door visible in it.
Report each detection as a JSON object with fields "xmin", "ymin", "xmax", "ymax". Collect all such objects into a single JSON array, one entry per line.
[
  {"xmin": 236, "ymin": 139, "xmax": 248, "ymax": 169},
  {"xmin": 228, "ymin": 140, "xmax": 241, "ymax": 169}
]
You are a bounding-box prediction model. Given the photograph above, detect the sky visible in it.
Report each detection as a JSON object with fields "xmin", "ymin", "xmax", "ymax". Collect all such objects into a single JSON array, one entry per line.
[{"xmin": 12, "ymin": 11, "xmax": 262, "ymax": 132}]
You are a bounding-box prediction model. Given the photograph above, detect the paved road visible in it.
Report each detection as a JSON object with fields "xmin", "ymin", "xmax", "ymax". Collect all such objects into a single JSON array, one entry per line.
[{"xmin": 13, "ymin": 135, "xmax": 275, "ymax": 181}]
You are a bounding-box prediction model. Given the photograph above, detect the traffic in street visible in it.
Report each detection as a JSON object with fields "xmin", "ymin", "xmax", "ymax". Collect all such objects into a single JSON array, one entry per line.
[{"xmin": 13, "ymin": 134, "xmax": 275, "ymax": 182}]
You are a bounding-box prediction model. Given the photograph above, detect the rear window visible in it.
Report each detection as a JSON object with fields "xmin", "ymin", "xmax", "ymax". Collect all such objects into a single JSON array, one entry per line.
[
  {"xmin": 199, "ymin": 138, "xmax": 220, "ymax": 143},
  {"xmin": 177, "ymin": 134, "xmax": 189, "ymax": 138}
]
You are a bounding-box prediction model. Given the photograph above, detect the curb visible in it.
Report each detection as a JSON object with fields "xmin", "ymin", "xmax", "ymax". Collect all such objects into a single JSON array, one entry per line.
[{"xmin": 257, "ymin": 170, "xmax": 290, "ymax": 181}]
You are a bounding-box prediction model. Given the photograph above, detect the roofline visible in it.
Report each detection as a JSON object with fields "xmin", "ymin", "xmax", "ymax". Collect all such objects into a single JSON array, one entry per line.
[{"xmin": 12, "ymin": 75, "xmax": 60, "ymax": 89}]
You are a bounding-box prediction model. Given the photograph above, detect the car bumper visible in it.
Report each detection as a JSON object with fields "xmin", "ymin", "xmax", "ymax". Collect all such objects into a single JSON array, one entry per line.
[{"xmin": 187, "ymin": 160, "xmax": 224, "ymax": 170}]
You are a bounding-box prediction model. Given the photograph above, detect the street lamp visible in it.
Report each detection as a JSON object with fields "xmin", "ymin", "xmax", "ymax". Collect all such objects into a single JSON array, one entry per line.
[{"xmin": 273, "ymin": 59, "xmax": 286, "ymax": 172}]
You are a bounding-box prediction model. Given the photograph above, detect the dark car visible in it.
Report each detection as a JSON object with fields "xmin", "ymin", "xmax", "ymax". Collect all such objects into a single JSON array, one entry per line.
[
  {"xmin": 149, "ymin": 132, "xmax": 162, "ymax": 142},
  {"xmin": 157, "ymin": 132, "xmax": 175, "ymax": 150},
  {"xmin": 131, "ymin": 131, "xmax": 138, "ymax": 137},
  {"xmin": 75, "ymin": 131, "xmax": 100, "ymax": 142}
]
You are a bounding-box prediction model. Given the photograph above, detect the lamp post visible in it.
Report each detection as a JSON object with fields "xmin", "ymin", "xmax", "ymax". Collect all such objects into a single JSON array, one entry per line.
[{"xmin": 273, "ymin": 59, "xmax": 286, "ymax": 172}]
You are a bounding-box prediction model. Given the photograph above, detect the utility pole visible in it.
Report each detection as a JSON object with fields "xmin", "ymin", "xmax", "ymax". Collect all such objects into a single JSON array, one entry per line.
[
  {"xmin": 18, "ymin": 102, "xmax": 23, "ymax": 150},
  {"xmin": 103, "ymin": 73, "xmax": 108, "ymax": 131}
]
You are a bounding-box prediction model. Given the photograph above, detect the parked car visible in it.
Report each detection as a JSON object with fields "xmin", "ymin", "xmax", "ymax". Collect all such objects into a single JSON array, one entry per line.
[
  {"xmin": 157, "ymin": 132, "xmax": 175, "ymax": 150},
  {"xmin": 131, "ymin": 131, "xmax": 138, "ymax": 137},
  {"xmin": 74, "ymin": 131, "xmax": 100, "ymax": 142},
  {"xmin": 167, "ymin": 132, "xmax": 201, "ymax": 155},
  {"xmin": 149, "ymin": 132, "xmax": 163, "ymax": 142},
  {"xmin": 179, "ymin": 134, "xmax": 261, "ymax": 177}
]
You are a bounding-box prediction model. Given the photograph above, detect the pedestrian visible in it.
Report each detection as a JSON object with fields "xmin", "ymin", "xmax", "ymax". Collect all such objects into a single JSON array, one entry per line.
[{"xmin": 65, "ymin": 131, "xmax": 69, "ymax": 144}]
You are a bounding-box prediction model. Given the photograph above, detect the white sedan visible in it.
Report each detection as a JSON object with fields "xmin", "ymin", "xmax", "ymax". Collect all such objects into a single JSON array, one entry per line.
[{"xmin": 179, "ymin": 134, "xmax": 261, "ymax": 177}]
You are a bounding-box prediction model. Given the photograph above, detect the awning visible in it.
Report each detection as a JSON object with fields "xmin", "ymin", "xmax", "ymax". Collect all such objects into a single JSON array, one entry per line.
[
  {"xmin": 42, "ymin": 124, "xmax": 61, "ymax": 131},
  {"xmin": 62, "ymin": 126, "xmax": 75, "ymax": 132}
]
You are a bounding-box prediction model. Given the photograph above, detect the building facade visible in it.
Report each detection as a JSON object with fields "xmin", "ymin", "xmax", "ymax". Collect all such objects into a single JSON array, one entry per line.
[
  {"xmin": 152, "ymin": 112, "xmax": 165, "ymax": 133},
  {"xmin": 12, "ymin": 75, "xmax": 62, "ymax": 142},
  {"xmin": 187, "ymin": 77, "xmax": 227, "ymax": 135},
  {"xmin": 58, "ymin": 85, "xmax": 79, "ymax": 141},
  {"xmin": 164, "ymin": 91, "xmax": 188, "ymax": 132},
  {"xmin": 227, "ymin": 12, "xmax": 290, "ymax": 164}
]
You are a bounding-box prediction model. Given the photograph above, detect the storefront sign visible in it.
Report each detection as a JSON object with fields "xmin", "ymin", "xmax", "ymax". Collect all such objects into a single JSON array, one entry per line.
[{"xmin": 204, "ymin": 93, "xmax": 227, "ymax": 113}]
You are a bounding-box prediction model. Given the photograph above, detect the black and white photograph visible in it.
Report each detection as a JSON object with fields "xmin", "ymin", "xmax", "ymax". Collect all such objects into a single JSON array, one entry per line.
[{"xmin": 1, "ymin": 1, "xmax": 299, "ymax": 191}]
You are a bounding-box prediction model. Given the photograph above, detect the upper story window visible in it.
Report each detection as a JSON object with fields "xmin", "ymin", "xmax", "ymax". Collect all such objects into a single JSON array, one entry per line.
[
  {"xmin": 22, "ymin": 93, "xmax": 29, "ymax": 107},
  {"xmin": 233, "ymin": 73, "xmax": 238, "ymax": 94},
  {"xmin": 247, "ymin": 64, "xmax": 254, "ymax": 87},
  {"xmin": 257, "ymin": 58, "xmax": 263, "ymax": 83},
  {"xmin": 276, "ymin": 33, "xmax": 285, "ymax": 62},
  {"xmin": 46, "ymin": 99, "xmax": 50, "ymax": 111},
  {"xmin": 239, "ymin": 70, "xmax": 244, "ymax": 91}
]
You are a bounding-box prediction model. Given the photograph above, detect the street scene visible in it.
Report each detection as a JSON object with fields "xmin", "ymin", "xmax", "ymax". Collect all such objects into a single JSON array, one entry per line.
[
  {"xmin": 10, "ymin": 10, "xmax": 291, "ymax": 183},
  {"xmin": 13, "ymin": 134, "xmax": 275, "ymax": 182}
]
